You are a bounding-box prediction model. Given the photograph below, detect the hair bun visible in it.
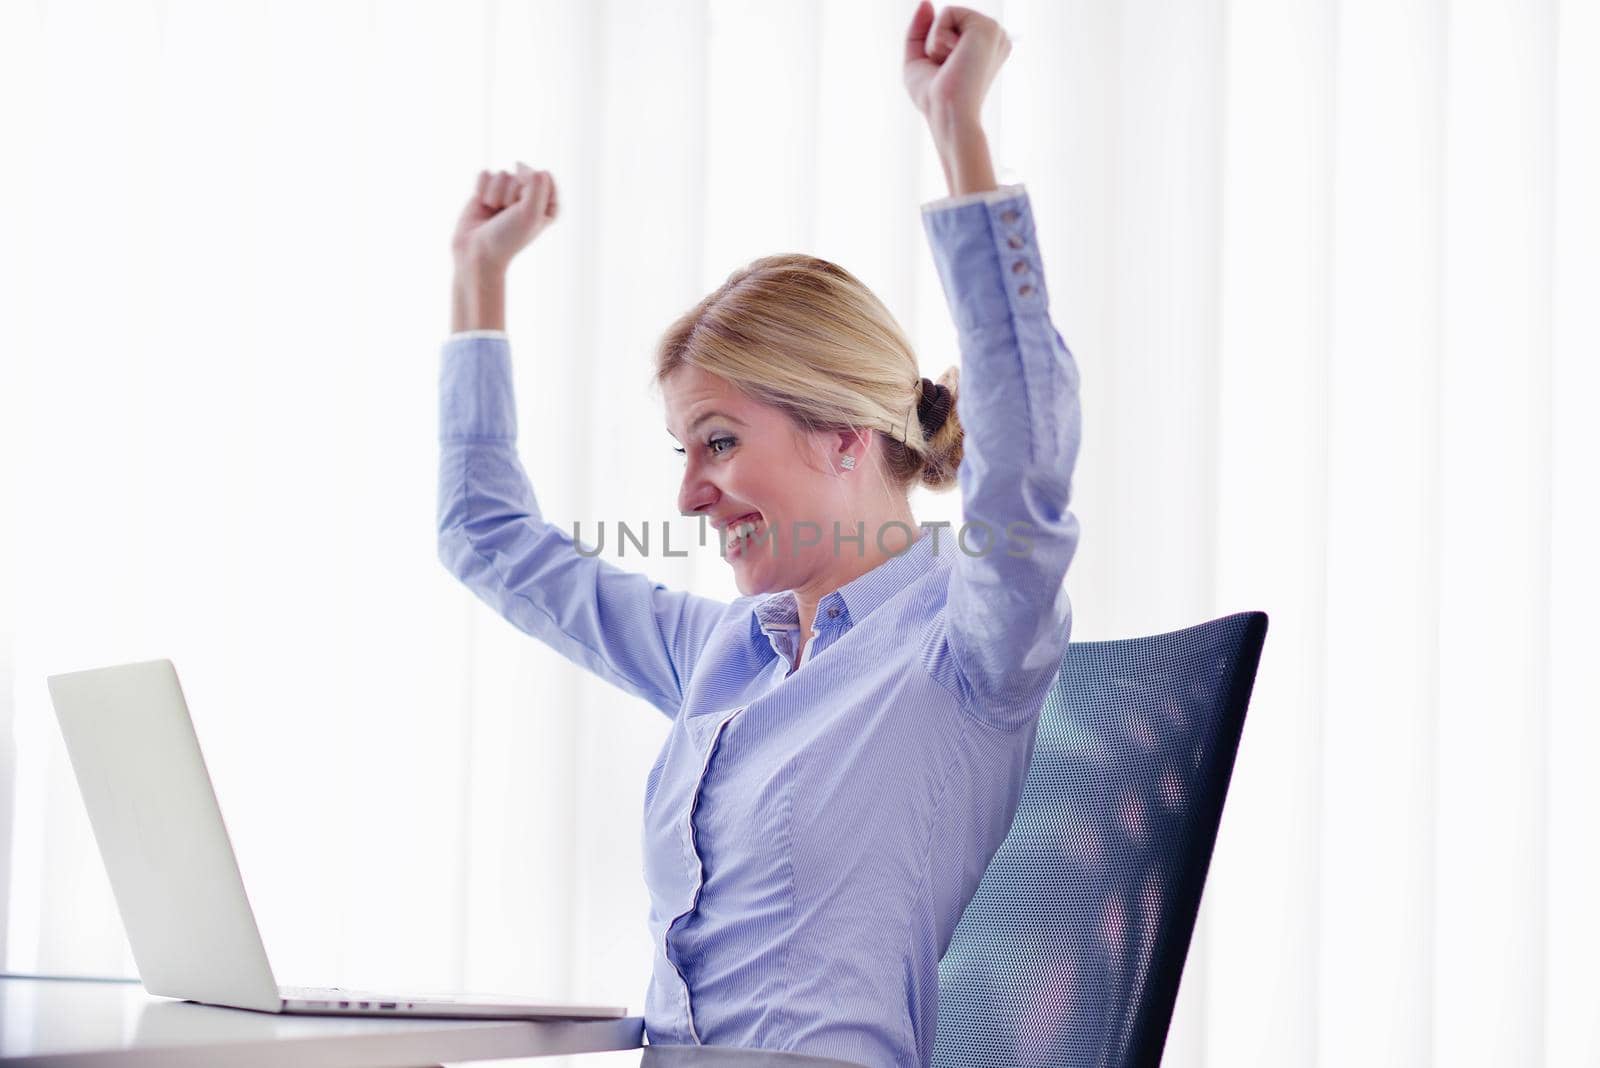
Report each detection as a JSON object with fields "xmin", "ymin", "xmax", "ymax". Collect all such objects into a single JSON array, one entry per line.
[{"xmin": 916, "ymin": 376, "xmax": 953, "ymax": 436}]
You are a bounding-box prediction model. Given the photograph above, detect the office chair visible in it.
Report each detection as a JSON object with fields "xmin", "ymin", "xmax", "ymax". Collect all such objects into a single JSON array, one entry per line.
[{"xmin": 931, "ymin": 610, "xmax": 1269, "ymax": 1068}]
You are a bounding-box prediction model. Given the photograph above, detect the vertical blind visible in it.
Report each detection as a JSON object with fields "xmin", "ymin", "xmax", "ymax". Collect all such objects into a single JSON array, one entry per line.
[{"xmin": 0, "ymin": 2, "xmax": 1592, "ymax": 1064}]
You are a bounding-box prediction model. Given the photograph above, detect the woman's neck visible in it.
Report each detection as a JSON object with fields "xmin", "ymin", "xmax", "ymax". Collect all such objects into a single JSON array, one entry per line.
[{"xmin": 791, "ymin": 501, "xmax": 921, "ymax": 640}]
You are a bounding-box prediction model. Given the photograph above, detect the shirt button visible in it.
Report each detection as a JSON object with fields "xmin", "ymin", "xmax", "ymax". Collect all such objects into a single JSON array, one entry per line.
[
  {"xmin": 827, "ymin": 606, "xmax": 839, "ymax": 618},
  {"xmin": 1011, "ymin": 259, "xmax": 1029, "ymax": 274},
  {"xmin": 1019, "ymin": 283, "xmax": 1035, "ymax": 297},
  {"xmin": 1000, "ymin": 208, "xmax": 1019, "ymax": 224},
  {"xmin": 1006, "ymin": 234, "xmax": 1024, "ymax": 249}
]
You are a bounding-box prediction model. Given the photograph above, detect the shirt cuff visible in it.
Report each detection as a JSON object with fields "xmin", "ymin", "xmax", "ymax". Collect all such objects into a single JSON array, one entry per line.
[
  {"xmin": 448, "ymin": 329, "xmax": 509, "ymax": 342},
  {"xmin": 920, "ymin": 185, "xmax": 1046, "ymax": 332},
  {"xmin": 440, "ymin": 333, "xmax": 517, "ymax": 440},
  {"xmin": 920, "ymin": 183, "xmax": 1027, "ymax": 215}
]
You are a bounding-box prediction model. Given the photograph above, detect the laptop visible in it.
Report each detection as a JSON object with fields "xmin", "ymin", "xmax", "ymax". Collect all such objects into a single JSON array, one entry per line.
[{"xmin": 45, "ymin": 657, "xmax": 627, "ymax": 1021}]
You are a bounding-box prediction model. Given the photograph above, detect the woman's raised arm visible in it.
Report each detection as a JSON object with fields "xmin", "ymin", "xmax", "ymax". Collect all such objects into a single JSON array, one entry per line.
[
  {"xmin": 905, "ymin": 6, "xmax": 1083, "ymax": 729},
  {"xmin": 438, "ymin": 169, "xmax": 732, "ymax": 718}
]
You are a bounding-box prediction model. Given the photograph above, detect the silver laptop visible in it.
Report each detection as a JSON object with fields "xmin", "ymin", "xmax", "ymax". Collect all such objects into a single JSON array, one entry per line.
[{"xmin": 46, "ymin": 657, "xmax": 626, "ymax": 1021}]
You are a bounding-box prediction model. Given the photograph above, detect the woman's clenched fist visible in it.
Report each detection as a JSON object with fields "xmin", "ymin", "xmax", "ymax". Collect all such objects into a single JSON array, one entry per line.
[
  {"xmin": 451, "ymin": 162, "xmax": 559, "ymax": 272},
  {"xmin": 902, "ymin": 2, "xmax": 1011, "ymax": 128}
]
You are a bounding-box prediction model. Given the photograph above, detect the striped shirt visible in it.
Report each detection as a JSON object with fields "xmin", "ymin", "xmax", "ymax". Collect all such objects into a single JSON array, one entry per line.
[{"xmin": 437, "ymin": 183, "xmax": 1082, "ymax": 1067}]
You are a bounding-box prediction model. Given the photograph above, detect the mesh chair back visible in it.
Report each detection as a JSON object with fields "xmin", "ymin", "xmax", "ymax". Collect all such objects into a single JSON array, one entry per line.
[{"xmin": 932, "ymin": 611, "xmax": 1268, "ymax": 1067}]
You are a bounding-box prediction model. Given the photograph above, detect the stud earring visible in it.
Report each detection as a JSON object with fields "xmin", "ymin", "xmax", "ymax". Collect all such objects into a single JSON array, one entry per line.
[{"xmin": 840, "ymin": 454, "xmax": 856, "ymax": 471}]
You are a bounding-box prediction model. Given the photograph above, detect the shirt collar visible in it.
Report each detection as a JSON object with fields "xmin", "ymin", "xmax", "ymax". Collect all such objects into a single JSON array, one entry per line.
[{"xmin": 746, "ymin": 526, "xmax": 937, "ymax": 641}]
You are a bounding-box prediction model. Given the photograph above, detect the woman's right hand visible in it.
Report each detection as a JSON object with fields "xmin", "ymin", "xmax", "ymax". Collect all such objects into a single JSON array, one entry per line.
[{"xmin": 451, "ymin": 163, "xmax": 559, "ymax": 274}]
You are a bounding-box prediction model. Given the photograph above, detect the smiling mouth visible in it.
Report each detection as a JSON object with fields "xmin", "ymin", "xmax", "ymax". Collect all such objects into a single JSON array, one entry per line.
[{"xmin": 724, "ymin": 513, "xmax": 764, "ymax": 558}]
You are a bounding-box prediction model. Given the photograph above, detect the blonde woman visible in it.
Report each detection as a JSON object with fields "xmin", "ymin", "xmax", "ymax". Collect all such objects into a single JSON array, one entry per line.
[{"xmin": 437, "ymin": 4, "xmax": 1081, "ymax": 1064}]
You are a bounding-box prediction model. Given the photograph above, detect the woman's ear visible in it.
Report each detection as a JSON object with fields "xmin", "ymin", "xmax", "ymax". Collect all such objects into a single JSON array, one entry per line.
[{"xmin": 831, "ymin": 427, "xmax": 873, "ymax": 467}]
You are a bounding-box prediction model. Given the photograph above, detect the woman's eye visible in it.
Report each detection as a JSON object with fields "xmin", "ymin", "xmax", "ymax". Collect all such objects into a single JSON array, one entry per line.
[{"xmin": 671, "ymin": 437, "xmax": 734, "ymax": 459}]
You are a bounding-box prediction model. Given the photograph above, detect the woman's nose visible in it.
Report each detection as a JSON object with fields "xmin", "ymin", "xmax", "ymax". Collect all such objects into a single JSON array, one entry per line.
[{"xmin": 677, "ymin": 460, "xmax": 717, "ymax": 518}]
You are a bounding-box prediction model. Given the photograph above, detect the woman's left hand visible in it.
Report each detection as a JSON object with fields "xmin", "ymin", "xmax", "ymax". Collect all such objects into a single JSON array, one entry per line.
[{"xmin": 902, "ymin": 2, "xmax": 1012, "ymax": 129}]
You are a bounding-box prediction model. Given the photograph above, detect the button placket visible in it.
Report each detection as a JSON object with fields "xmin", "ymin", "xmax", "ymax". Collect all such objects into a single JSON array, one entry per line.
[
  {"xmin": 662, "ymin": 703, "xmax": 746, "ymax": 1045},
  {"xmin": 788, "ymin": 596, "xmax": 845, "ymax": 673}
]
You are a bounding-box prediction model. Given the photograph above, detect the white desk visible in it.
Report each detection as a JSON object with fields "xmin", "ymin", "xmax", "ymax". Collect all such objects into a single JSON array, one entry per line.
[{"xmin": 0, "ymin": 976, "xmax": 644, "ymax": 1066}]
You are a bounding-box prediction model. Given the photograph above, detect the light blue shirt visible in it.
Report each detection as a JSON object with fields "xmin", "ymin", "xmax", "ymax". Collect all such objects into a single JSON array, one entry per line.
[{"xmin": 437, "ymin": 183, "xmax": 1082, "ymax": 1067}]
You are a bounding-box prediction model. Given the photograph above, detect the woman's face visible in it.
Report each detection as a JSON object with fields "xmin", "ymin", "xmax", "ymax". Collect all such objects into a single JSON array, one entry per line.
[{"xmin": 663, "ymin": 363, "xmax": 850, "ymax": 596}]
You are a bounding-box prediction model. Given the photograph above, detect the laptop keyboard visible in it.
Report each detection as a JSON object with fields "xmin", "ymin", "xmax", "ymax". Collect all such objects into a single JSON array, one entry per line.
[{"xmin": 282, "ymin": 986, "xmax": 456, "ymax": 1004}]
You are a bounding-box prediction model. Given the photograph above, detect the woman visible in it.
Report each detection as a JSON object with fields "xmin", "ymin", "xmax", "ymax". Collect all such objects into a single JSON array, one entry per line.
[{"xmin": 437, "ymin": 4, "xmax": 1081, "ymax": 1065}]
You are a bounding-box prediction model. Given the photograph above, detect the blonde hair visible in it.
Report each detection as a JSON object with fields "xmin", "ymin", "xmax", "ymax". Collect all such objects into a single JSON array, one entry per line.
[{"xmin": 651, "ymin": 253, "xmax": 963, "ymax": 494}]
